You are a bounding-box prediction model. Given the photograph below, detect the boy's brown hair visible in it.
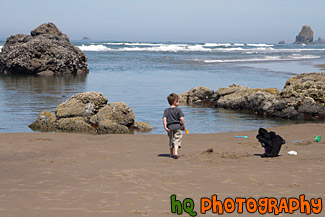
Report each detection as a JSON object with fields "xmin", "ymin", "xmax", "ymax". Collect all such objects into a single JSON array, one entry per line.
[{"xmin": 167, "ymin": 93, "xmax": 179, "ymax": 105}]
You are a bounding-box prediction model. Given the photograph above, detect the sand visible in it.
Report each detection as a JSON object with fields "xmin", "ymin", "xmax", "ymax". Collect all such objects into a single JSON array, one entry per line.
[{"xmin": 0, "ymin": 123, "xmax": 324, "ymax": 217}]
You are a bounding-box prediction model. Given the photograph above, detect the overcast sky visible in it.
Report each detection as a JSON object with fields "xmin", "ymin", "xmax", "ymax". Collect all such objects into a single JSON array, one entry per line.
[{"xmin": 0, "ymin": 0, "xmax": 324, "ymax": 43}]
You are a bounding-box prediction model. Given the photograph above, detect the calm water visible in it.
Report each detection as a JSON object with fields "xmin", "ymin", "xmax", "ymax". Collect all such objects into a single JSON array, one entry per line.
[{"xmin": 0, "ymin": 41, "xmax": 324, "ymax": 134}]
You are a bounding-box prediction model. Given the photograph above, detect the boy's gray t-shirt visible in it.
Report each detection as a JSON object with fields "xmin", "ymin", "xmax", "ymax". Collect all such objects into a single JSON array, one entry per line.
[{"xmin": 163, "ymin": 107, "xmax": 184, "ymax": 130}]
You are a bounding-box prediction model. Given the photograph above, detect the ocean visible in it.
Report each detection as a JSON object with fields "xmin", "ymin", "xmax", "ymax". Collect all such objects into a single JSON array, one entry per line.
[{"xmin": 0, "ymin": 41, "xmax": 324, "ymax": 134}]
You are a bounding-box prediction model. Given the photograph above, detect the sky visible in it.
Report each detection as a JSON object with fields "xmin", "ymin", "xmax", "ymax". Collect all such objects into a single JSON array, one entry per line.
[{"xmin": 0, "ymin": 0, "xmax": 324, "ymax": 43}]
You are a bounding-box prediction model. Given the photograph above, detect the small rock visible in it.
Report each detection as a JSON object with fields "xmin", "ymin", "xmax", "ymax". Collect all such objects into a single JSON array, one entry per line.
[{"xmin": 133, "ymin": 121, "xmax": 154, "ymax": 132}]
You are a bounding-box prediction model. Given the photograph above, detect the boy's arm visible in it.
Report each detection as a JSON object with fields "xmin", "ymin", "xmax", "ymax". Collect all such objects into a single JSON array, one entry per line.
[
  {"xmin": 163, "ymin": 117, "xmax": 170, "ymax": 133},
  {"xmin": 180, "ymin": 117, "xmax": 185, "ymax": 131}
]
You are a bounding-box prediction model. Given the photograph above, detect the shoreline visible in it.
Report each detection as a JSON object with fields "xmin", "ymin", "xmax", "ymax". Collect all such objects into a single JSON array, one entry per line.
[
  {"xmin": 0, "ymin": 123, "xmax": 324, "ymax": 216},
  {"xmin": 1, "ymin": 121, "xmax": 325, "ymax": 135}
]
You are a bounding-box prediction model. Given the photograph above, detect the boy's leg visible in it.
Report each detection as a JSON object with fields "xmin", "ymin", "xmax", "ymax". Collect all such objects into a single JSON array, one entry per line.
[
  {"xmin": 174, "ymin": 145, "xmax": 179, "ymax": 158},
  {"xmin": 168, "ymin": 132, "xmax": 174, "ymax": 157},
  {"xmin": 173, "ymin": 130, "xmax": 183, "ymax": 159}
]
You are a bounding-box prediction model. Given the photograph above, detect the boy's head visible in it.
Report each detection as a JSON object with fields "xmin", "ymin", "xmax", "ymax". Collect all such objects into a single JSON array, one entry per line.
[{"xmin": 167, "ymin": 93, "xmax": 179, "ymax": 106}]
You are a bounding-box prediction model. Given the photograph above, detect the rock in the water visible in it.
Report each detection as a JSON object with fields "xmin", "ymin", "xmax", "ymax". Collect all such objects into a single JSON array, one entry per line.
[
  {"xmin": 213, "ymin": 85, "xmax": 279, "ymax": 112},
  {"xmin": 280, "ymin": 73, "xmax": 325, "ymax": 103},
  {"xmin": 57, "ymin": 117, "xmax": 96, "ymax": 133},
  {"xmin": 56, "ymin": 92, "xmax": 108, "ymax": 118},
  {"xmin": 294, "ymin": 25, "xmax": 313, "ymax": 44},
  {"xmin": 29, "ymin": 111, "xmax": 57, "ymax": 132},
  {"xmin": 31, "ymin": 23, "xmax": 65, "ymax": 37},
  {"xmin": 97, "ymin": 120, "xmax": 129, "ymax": 134},
  {"xmin": 0, "ymin": 22, "xmax": 88, "ymax": 75},
  {"xmin": 278, "ymin": 40, "xmax": 285, "ymax": 44},
  {"xmin": 29, "ymin": 92, "xmax": 152, "ymax": 134},
  {"xmin": 315, "ymin": 37, "xmax": 325, "ymax": 44},
  {"xmin": 91, "ymin": 103, "xmax": 135, "ymax": 127},
  {"xmin": 181, "ymin": 73, "xmax": 325, "ymax": 120},
  {"xmin": 179, "ymin": 87, "xmax": 214, "ymax": 105},
  {"xmin": 133, "ymin": 121, "xmax": 154, "ymax": 132}
]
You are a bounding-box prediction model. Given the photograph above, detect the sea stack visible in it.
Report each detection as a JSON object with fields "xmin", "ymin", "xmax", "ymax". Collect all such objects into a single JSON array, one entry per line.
[
  {"xmin": 315, "ymin": 37, "xmax": 325, "ymax": 44},
  {"xmin": 294, "ymin": 25, "xmax": 313, "ymax": 44},
  {"xmin": 0, "ymin": 22, "xmax": 89, "ymax": 75}
]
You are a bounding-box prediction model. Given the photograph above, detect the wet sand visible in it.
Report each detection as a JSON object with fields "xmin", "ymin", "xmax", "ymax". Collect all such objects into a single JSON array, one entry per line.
[{"xmin": 0, "ymin": 123, "xmax": 324, "ymax": 216}]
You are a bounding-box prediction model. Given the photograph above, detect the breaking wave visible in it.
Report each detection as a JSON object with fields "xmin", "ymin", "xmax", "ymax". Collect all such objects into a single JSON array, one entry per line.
[
  {"xmin": 246, "ymin": 43, "xmax": 274, "ymax": 47},
  {"xmin": 104, "ymin": 42, "xmax": 165, "ymax": 46},
  {"xmin": 78, "ymin": 44, "xmax": 274, "ymax": 52},
  {"xmin": 78, "ymin": 44, "xmax": 112, "ymax": 51},
  {"xmin": 199, "ymin": 54, "xmax": 320, "ymax": 63},
  {"xmin": 77, "ymin": 42, "xmax": 325, "ymax": 54}
]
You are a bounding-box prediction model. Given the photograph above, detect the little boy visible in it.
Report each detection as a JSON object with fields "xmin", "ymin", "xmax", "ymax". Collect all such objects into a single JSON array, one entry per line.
[{"xmin": 163, "ymin": 93, "xmax": 185, "ymax": 159}]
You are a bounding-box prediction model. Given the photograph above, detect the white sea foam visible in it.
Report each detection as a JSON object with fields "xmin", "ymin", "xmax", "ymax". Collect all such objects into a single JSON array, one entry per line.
[
  {"xmin": 203, "ymin": 43, "xmax": 231, "ymax": 47},
  {"xmin": 118, "ymin": 44, "xmax": 198, "ymax": 52},
  {"xmin": 78, "ymin": 44, "xmax": 112, "ymax": 51},
  {"xmin": 233, "ymin": 43, "xmax": 245, "ymax": 46},
  {"xmin": 79, "ymin": 44, "xmax": 199, "ymax": 52},
  {"xmin": 203, "ymin": 56, "xmax": 281, "ymax": 63},
  {"xmin": 289, "ymin": 54, "xmax": 321, "ymax": 59},
  {"xmin": 104, "ymin": 42, "xmax": 165, "ymax": 46},
  {"xmin": 246, "ymin": 43, "xmax": 274, "ymax": 47},
  {"xmin": 78, "ymin": 42, "xmax": 325, "ymax": 53},
  {"xmin": 0, "ymin": 46, "xmax": 2, "ymax": 52},
  {"xmin": 200, "ymin": 54, "xmax": 320, "ymax": 63},
  {"xmin": 244, "ymin": 52, "xmax": 259, "ymax": 54},
  {"xmin": 102, "ymin": 42, "xmax": 125, "ymax": 45},
  {"xmin": 187, "ymin": 45, "xmax": 212, "ymax": 51}
]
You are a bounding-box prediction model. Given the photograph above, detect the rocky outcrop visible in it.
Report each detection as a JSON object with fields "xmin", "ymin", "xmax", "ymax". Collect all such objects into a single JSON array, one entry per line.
[
  {"xmin": 133, "ymin": 121, "xmax": 154, "ymax": 132},
  {"xmin": 280, "ymin": 73, "xmax": 325, "ymax": 103},
  {"xmin": 56, "ymin": 92, "xmax": 108, "ymax": 118},
  {"xmin": 29, "ymin": 111, "xmax": 57, "ymax": 132},
  {"xmin": 57, "ymin": 117, "xmax": 96, "ymax": 133},
  {"xmin": 278, "ymin": 40, "xmax": 285, "ymax": 44},
  {"xmin": 294, "ymin": 25, "xmax": 313, "ymax": 44},
  {"xmin": 179, "ymin": 87, "xmax": 214, "ymax": 105},
  {"xmin": 29, "ymin": 92, "xmax": 153, "ymax": 134},
  {"xmin": 180, "ymin": 73, "xmax": 325, "ymax": 120},
  {"xmin": 0, "ymin": 22, "xmax": 88, "ymax": 75},
  {"xmin": 315, "ymin": 37, "xmax": 325, "ymax": 44}
]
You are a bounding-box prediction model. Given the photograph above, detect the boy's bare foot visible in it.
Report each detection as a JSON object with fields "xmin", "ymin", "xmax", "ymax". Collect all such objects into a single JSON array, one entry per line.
[{"xmin": 174, "ymin": 155, "xmax": 178, "ymax": 159}]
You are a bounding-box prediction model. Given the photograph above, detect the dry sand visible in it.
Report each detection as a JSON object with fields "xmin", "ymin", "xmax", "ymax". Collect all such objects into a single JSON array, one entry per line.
[{"xmin": 0, "ymin": 123, "xmax": 324, "ymax": 217}]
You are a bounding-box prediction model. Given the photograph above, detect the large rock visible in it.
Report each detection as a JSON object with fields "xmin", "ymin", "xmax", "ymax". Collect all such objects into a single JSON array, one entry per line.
[
  {"xmin": 90, "ymin": 102, "xmax": 135, "ymax": 127},
  {"xmin": 56, "ymin": 92, "xmax": 108, "ymax": 118},
  {"xmin": 280, "ymin": 73, "xmax": 325, "ymax": 104},
  {"xmin": 213, "ymin": 85, "xmax": 281, "ymax": 115},
  {"xmin": 97, "ymin": 120, "xmax": 129, "ymax": 134},
  {"xmin": 294, "ymin": 25, "xmax": 313, "ymax": 44},
  {"xmin": 29, "ymin": 92, "xmax": 152, "ymax": 134},
  {"xmin": 315, "ymin": 37, "xmax": 325, "ymax": 44},
  {"xmin": 179, "ymin": 87, "xmax": 214, "ymax": 105},
  {"xmin": 0, "ymin": 22, "xmax": 88, "ymax": 75},
  {"xmin": 180, "ymin": 73, "xmax": 325, "ymax": 120},
  {"xmin": 57, "ymin": 117, "xmax": 96, "ymax": 134}
]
